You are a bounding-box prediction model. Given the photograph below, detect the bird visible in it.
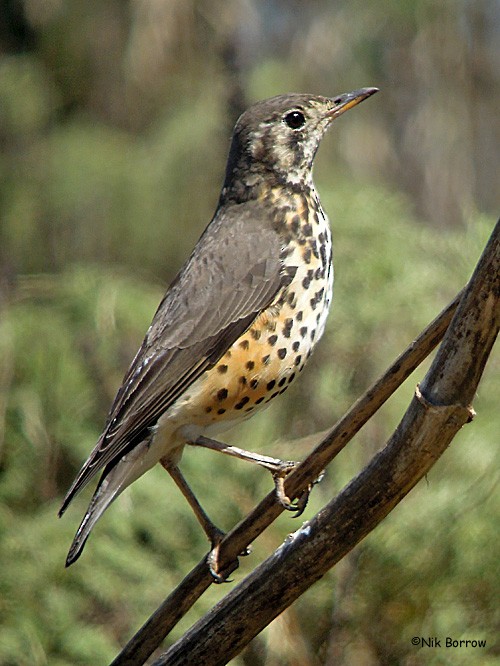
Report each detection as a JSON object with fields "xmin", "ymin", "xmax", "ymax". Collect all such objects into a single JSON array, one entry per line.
[{"xmin": 59, "ymin": 87, "xmax": 378, "ymax": 576}]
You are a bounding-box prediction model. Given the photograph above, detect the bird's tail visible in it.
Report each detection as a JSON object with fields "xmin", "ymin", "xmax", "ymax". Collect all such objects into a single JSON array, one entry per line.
[
  {"xmin": 63, "ymin": 430, "xmax": 177, "ymax": 566},
  {"xmin": 64, "ymin": 449, "xmax": 150, "ymax": 566},
  {"xmin": 64, "ymin": 466, "xmax": 123, "ymax": 566}
]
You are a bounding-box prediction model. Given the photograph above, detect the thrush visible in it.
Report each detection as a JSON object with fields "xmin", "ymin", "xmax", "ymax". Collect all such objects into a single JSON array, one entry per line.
[{"xmin": 59, "ymin": 87, "xmax": 378, "ymax": 576}]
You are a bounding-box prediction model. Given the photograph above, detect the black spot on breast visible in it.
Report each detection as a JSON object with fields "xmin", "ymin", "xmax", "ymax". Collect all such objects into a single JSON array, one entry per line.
[
  {"xmin": 295, "ymin": 355, "xmax": 302, "ymax": 366},
  {"xmin": 300, "ymin": 326, "xmax": 308, "ymax": 338},
  {"xmin": 277, "ymin": 348, "xmax": 287, "ymax": 359},
  {"xmin": 292, "ymin": 341, "xmax": 300, "ymax": 352},
  {"xmin": 286, "ymin": 291, "xmax": 297, "ymax": 309},
  {"xmin": 302, "ymin": 248, "xmax": 312, "ymax": 264},
  {"xmin": 250, "ymin": 379, "xmax": 259, "ymax": 389},
  {"xmin": 250, "ymin": 329, "xmax": 262, "ymax": 340},
  {"xmin": 310, "ymin": 288, "xmax": 325, "ymax": 310},
  {"xmin": 262, "ymin": 354, "xmax": 271, "ymax": 365},
  {"xmin": 320, "ymin": 243, "xmax": 327, "ymax": 268},
  {"xmin": 234, "ymin": 396, "xmax": 250, "ymax": 410},
  {"xmin": 278, "ymin": 377, "xmax": 287, "ymax": 387},
  {"xmin": 217, "ymin": 364, "xmax": 228, "ymax": 374},
  {"xmin": 268, "ymin": 334, "xmax": 278, "ymax": 346},
  {"xmin": 282, "ymin": 318, "xmax": 294, "ymax": 338},
  {"xmin": 217, "ymin": 388, "xmax": 228, "ymax": 401},
  {"xmin": 296, "ymin": 311, "xmax": 303, "ymax": 321},
  {"xmin": 246, "ymin": 360, "xmax": 255, "ymax": 370},
  {"xmin": 267, "ymin": 380, "xmax": 276, "ymax": 390},
  {"xmin": 302, "ymin": 222, "xmax": 313, "ymax": 237},
  {"xmin": 239, "ymin": 339, "xmax": 249, "ymax": 350},
  {"xmin": 217, "ymin": 408, "xmax": 226, "ymax": 415},
  {"xmin": 255, "ymin": 397, "xmax": 265, "ymax": 404}
]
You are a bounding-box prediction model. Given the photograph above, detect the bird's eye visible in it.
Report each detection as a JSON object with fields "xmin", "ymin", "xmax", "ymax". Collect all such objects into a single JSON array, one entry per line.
[{"xmin": 284, "ymin": 110, "xmax": 306, "ymax": 130}]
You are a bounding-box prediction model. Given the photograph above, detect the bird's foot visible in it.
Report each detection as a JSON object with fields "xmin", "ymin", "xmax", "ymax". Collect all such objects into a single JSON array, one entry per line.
[
  {"xmin": 206, "ymin": 527, "xmax": 251, "ymax": 584},
  {"xmin": 272, "ymin": 464, "xmax": 325, "ymax": 517},
  {"xmin": 272, "ymin": 461, "xmax": 302, "ymax": 512}
]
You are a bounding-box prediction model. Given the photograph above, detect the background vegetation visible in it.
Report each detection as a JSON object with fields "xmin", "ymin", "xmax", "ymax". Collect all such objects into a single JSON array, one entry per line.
[{"xmin": 0, "ymin": 1, "xmax": 498, "ymax": 664}]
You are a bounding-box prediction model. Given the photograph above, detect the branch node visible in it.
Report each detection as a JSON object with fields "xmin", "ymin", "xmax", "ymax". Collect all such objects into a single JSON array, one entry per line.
[{"xmin": 415, "ymin": 384, "xmax": 476, "ymax": 423}]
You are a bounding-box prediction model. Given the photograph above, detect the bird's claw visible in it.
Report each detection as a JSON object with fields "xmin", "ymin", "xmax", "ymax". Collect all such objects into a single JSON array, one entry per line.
[
  {"xmin": 207, "ymin": 543, "xmax": 237, "ymax": 583},
  {"xmin": 206, "ymin": 529, "xmax": 250, "ymax": 583},
  {"xmin": 272, "ymin": 464, "xmax": 325, "ymax": 516},
  {"xmin": 272, "ymin": 461, "xmax": 302, "ymax": 512}
]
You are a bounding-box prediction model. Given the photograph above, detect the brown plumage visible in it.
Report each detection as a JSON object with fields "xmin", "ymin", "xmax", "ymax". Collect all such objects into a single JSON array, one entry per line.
[{"xmin": 59, "ymin": 88, "xmax": 378, "ymax": 570}]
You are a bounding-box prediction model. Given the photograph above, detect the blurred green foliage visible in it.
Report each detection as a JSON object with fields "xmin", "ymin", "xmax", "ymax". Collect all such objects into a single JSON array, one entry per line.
[{"xmin": 0, "ymin": 1, "xmax": 498, "ymax": 664}]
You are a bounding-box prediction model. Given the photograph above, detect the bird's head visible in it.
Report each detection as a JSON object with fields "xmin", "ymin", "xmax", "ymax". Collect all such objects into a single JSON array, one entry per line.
[{"xmin": 221, "ymin": 88, "xmax": 378, "ymax": 200}]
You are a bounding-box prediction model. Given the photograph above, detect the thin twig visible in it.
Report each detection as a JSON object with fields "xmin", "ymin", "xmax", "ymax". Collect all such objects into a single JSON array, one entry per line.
[{"xmin": 111, "ymin": 288, "xmax": 462, "ymax": 666}]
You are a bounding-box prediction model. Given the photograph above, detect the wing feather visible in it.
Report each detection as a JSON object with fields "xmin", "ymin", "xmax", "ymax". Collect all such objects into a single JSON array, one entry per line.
[{"xmin": 60, "ymin": 200, "xmax": 286, "ymax": 514}]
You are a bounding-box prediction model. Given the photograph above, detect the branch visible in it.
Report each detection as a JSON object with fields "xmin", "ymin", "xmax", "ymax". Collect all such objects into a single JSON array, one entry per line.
[
  {"xmin": 151, "ymin": 221, "xmax": 499, "ymax": 664},
  {"xmin": 111, "ymin": 292, "xmax": 462, "ymax": 665}
]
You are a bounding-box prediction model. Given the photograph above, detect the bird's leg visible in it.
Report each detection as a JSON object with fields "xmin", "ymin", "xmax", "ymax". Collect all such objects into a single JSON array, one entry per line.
[
  {"xmin": 193, "ymin": 435, "xmax": 297, "ymax": 471},
  {"xmin": 191, "ymin": 436, "xmax": 306, "ymax": 513},
  {"xmin": 162, "ymin": 461, "xmax": 224, "ymax": 547},
  {"xmin": 160, "ymin": 460, "xmax": 237, "ymax": 582}
]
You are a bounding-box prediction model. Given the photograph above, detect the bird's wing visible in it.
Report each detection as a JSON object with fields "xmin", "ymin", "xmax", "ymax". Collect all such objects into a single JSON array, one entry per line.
[{"xmin": 60, "ymin": 199, "xmax": 293, "ymax": 513}]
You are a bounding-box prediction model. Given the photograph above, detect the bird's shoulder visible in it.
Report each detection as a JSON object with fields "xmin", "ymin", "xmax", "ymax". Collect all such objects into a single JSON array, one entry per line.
[{"xmin": 143, "ymin": 197, "xmax": 287, "ymax": 349}]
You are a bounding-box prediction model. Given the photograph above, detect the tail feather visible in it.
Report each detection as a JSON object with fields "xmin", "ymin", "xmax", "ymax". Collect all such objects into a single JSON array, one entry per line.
[
  {"xmin": 58, "ymin": 434, "xmax": 108, "ymax": 519},
  {"xmin": 65, "ymin": 469, "xmax": 123, "ymax": 567},
  {"xmin": 63, "ymin": 437, "xmax": 162, "ymax": 566}
]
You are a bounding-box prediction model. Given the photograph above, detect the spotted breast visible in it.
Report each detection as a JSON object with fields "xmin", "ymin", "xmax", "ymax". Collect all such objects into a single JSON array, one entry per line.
[{"xmin": 174, "ymin": 182, "xmax": 333, "ymax": 434}]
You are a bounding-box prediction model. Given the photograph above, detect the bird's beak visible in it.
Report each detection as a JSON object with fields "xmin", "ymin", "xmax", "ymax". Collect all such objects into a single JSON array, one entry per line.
[{"xmin": 327, "ymin": 87, "xmax": 379, "ymax": 120}]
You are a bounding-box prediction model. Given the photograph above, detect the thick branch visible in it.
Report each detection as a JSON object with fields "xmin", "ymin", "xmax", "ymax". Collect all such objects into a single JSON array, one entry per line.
[
  {"xmin": 111, "ymin": 290, "xmax": 461, "ymax": 666},
  {"xmin": 153, "ymin": 220, "xmax": 499, "ymax": 665}
]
